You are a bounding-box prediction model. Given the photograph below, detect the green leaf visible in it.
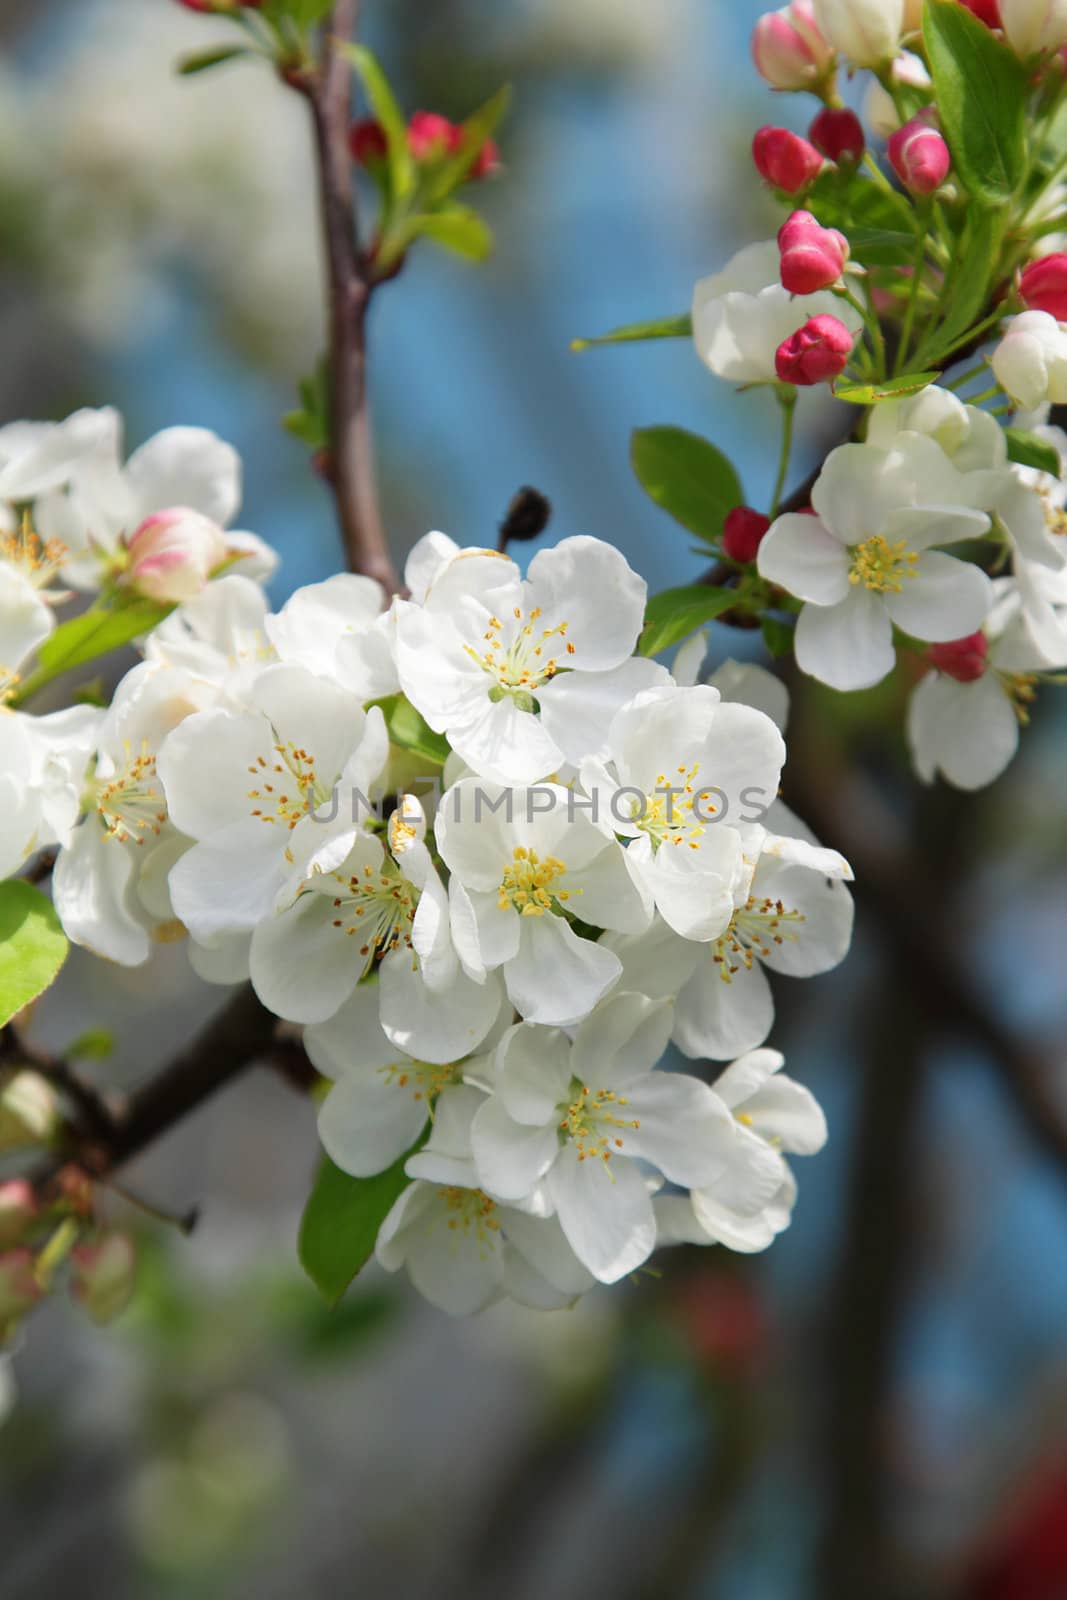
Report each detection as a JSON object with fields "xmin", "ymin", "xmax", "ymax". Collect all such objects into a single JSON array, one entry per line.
[
  {"xmin": 630, "ymin": 427, "xmax": 743, "ymax": 544},
  {"xmin": 422, "ymin": 85, "xmax": 511, "ymax": 205},
  {"xmin": 372, "ymin": 694, "xmax": 450, "ymax": 766},
  {"xmin": 343, "ymin": 44, "xmax": 416, "ymax": 202},
  {"xmin": 0, "ymin": 882, "xmax": 68, "ymax": 1028},
  {"xmin": 571, "ymin": 313, "xmax": 691, "ymax": 352},
  {"xmin": 66, "ymin": 1028, "xmax": 115, "ymax": 1062},
  {"xmin": 847, "ymin": 225, "xmax": 920, "ymax": 268},
  {"xmin": 761, "ymin": 616, "xmax": 794, "ymax": 659},
  {"xmin": 924, "ymin": 0, "xmax": 1026, "ymax": 204},
  {"xmin": 178, "ymin": 46, "xmax": 252, "ymax": 76},
  {"xmin": 1005, "ymin": 428, "xmax": 1062, "ymax": 475},
  {"xmin": 299, "ymin": 1146, "xmax": 420, "ymax": 1306},
  {"xmin": 14, "ymin": 599, "xmax": 171, "ymax": 706},
  {"xmin": 912, "ymin": 207, "xmax": 1001, "ymax": 367},
  {"xmin": 833, "ymin": 371, "xmax": 940, "ymax": 405},
  {"xmin": 408, "ymin": 205, "xmax": 493, "ymax": 261},
  {"xmin": 638, "ymin": 585, "xmax": 738, "ymax": 657}
]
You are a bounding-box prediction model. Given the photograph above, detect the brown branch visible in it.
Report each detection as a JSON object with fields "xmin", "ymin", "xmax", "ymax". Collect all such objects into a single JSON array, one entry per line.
[{"xmin": 301, "ymin": 1, "xmax": 399, "ymax": 593}]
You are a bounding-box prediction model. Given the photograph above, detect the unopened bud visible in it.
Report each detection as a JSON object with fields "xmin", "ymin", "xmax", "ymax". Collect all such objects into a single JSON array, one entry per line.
[
  {"xmin": 1019, "ymin": 254, "xmax": 1067, "ymax": 322},
  {"xmin": 813, "ymin": 0, "xmax": 904, "ymax": 66},
  {"xmin": 126, "ymin": 507, "xmax": 228, "ymax": 604},
  {"xmin": 752, "ymin": 1, "xmax": 835, "ymax": 90},
  {"xmin": 70, "ymin": 1233, "xmax": 137, "ymax": 1326},
  {"xmin": 888, "ymin": 116, "xmax": 951, "ymax": 196},
  {"xmin": 752, "ymin": 127, "xmax": 824, "ymax": 194},
  {"xmin": 960, "ymin": 0, "xmax": 1002, "ymax": 24},
  {"xmin": 0, "ymin": 1072, "xmax": 59, "ymax": 1153},
  {"xmin": 809, "ymin": 106, "xmax": 865, "ymax": 165},
  {"xmin": 348, "ymin": 118, "xmax": 388, "ymax": 168},
  {"xmin": 928, "ymin": 632, "xmax": 989, "ymax": 682},
  {"xmin": 775, "ymin": 314, "xmax": 854, "ymax": 385},
  {"xmin": 1000, "ymin": 0, "xmax": 1067, "ymax": 55},
  {"xmin": 0, "ymin": 1183, "xmax": 38, "ymax": 1250},
  {"xmin": 723, "ymin": 507, "xmax": 772, "ymax": 563},
  {"xmin": 778, "ymin": 209, "xmax": 849, "ymax": 294},
  {"xmin": 406, "ymin": 111, "xmax": 497, "ymax": 179},
  {"xmin": 0, "ymin": 1249, "xmax": 42, "ymax": 1326}
]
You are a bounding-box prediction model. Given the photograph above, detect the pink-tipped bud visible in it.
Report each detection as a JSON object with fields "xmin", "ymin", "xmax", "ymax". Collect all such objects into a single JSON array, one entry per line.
[
  {"xmin": 0, "ymin": 1249, "xmax": 42, "ymax": 1325},
  {"xmin": 778, "ymin": 209, "xmax": 849, "ymax": 294},
  {"xmin": 70, "ymin": 1233, "xmax": 137, "ymax": 1326},
  {"xmin": 752, "ymin": 2, "xmax": 835, "ymax": 90},
  {"xmin": 753, "ymin": 127, "xmax": 824, "ymax": 193},
  {"xmin": 0, "ymin": 1183, "xmax": 38, "ymax": 1251},
  {"xmin": 126, "ymin": 507, "xmax": 228, "ymax": 604},
  {"xmin": 467, "ymin": 138, "xmax": 500, "ymax": 180},
  {"xmin": 776, "ymin": 314, "xmax": 854, "ymax": 385},
  {"xmin": 960, "ymin": 0, "xmax": 1001, "ymax": 23},
  {"xmin": 928, "ymin": 632, "xmax": 988, "ymax": 682},
  {"xmin": 723, "ymin": 507, "xmax": 772, "ymax": 563},
  {"xmin": 0, "ymin": 1072, "xmax": 58, "ymax": 1154},
  {"xmin": 888, "ymin": 116, "xmax": 951, "ymax": 196},
  {"xmin": 1019, "ymin": 254, "xmax": 1067, "ymax": 323},
  {"xmin": 348, "ymin": 118, "xmax": 388, "ymax": 168},
  {"xmin": 407, "ymin": 111, "xmax": 458, "ymax": 161},
  {"xmin": 809, "ymin": 107, "xmax": 865, "ymax": 165}
]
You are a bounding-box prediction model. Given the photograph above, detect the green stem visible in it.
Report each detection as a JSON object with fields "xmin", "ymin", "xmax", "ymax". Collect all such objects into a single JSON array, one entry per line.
[
  {"xmin": 894, "ymin": 223, "xmax": 928, "ymax": 376},
  {"xmin": 34, "ymin": 1218, "xmax": 80, "ymax": 1289},
  {"xmin": 770, "ymin": 390, "xmax": 797, "ymax": 519},
  {"xmin": 945, "ymin": 360, "xmax": 989, "ymax": 392},
  {"xmin": 968, "ymin": 384, "xmax": 1002, "ymax": 405}
]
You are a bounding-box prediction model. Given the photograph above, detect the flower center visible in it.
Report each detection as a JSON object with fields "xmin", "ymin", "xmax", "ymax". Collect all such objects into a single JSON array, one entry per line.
[
  {"xmin": 998, "ymin": 670, "xmax": 1039, "ymax": 726},
  {"xmin": 380, "ymin": 1057, "xmax": 459, "ymax": 1106},
  {"xmin": 93, "ymin": 741, "xmax": 167, "ymax": 844},
  {"xmin": 558, "ymin": 1081, "xmax": 640, "ymax": 1165},
  {"xmin": 1, "ymin": 517, "xmax": 66, "ymax": 591},
  {"xmin": 466, "ymin": 605, "xmax": 576, "ymax": 703},
  {"xmin": 631, "ymin": 764, "xmax": 713, "ymax": 851},
  {"xmin": 712, "ymin": 894, "xmax": 806, "ymax": 983},
  {"xmin": 498, "ymin": 846, "xmax": 576, "ymax": 916},
  {"xmin": 436, "ymin": 1186, "xmax": 501, "ymax": 1247},
  {"xmin": 325, "ymin": 861, "xmax": 418, "ymax": 971},
  {"xmin": 246, "ymin": 741, "xmax": 333, "ymax": 830},
  {"xmin": 848, "ymin": 535, "xmax": 918, "ymax": 594}
]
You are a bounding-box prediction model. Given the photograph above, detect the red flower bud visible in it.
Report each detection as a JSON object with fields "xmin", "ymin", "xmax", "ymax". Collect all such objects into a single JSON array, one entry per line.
[
  {"xmin": 775, "ymin": 314, "xmax": 854, "ymax": 385},
  {"xmin": 778, "ymin": 209, "xmax": 849, "ymax": 294},
  {"xmin": 752, "ymin": 127, "xmax": 824, "ymax": 194},
  {"xmin": 348, "ymin": 118, "xmax": 388, "ymax": 167},
  {"xmin": 928, "ymin": 632, "xmax": 988, "ymax": 682},
  {"xmin": 407, "ymin": 111, "xmax": 458, "ymax": 161},
  {"xmin": 723, "ymin": 506, "xmax": 772, "ymax": 563},
  {"xmin": 888, "ymin": 116, "xmax": 951, "ymax": 196},
  {"xmin": 959, "ymin": 0, "xmax": 1001, "ymax": 25},
  {"xmin": 809, "ymin": 107, "xmax": 866, "ymax": 165},
  {"xmin": 1019, "ymin": 254, "xmax": 1067, "ymax": 323}
]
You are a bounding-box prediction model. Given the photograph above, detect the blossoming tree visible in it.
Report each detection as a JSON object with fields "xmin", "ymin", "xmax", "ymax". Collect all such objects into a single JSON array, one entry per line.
[{"xmin": 1, "ymin": 0, "xmax": 1065, "ymax": 1407}]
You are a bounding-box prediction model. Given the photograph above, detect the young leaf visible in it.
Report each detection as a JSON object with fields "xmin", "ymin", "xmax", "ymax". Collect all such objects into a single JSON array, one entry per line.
[
  {"xmin": 846, "ymin": 226, "xmax": 920, "ymax": 268},
  {"xmin": 833, "ymin": 371, "xmax": 940, "ymax": 404},
  {"xmin": 924, "ymin": 0, "xmax": 1026, "ymax": 204},
  {"xmin": 373, "ymin": 694, "xmax": 450, "ymax": 766},
  {"xmin": 571, "ymin": 313, "xmax": 691, "ymax": 352},
  {"xmin": 342, "ymin": 44, "xmax": 416, "ymax": 202},
  {"xmin": 178, "ymin": 47, "xmax": 252, "ymax": 77},
  {"xmin": 0, "ymin": 881, "xmax": 68, "ymax": 1028},
  {"xmin": 761, "ymin": 615, "xmax": 794, "ymax": 659},
  {"xmin": 299, "ymin": 1146, "xmax": 420, "ymax": 1306},
  {"xmin": 638, "ymin": 585, "xmax": 738, "ymax": 657},
  {"xmin": 407, "ymin": 206, "xmax": 493, "ymax": 261},
  {"xmin": 1005, "ymin": 428, "xmax": 1062, "ymax": 475},
  {"xmin": 912, "ymin": 208, "xmax": 1001, "ymax": 367},
  {"xmin": 14, "ymin": 599, "xmax": 171, "ymax": 706},
  {"xmin": 630, "ymin": 427, "xmax": 742, "ymax": 543}
]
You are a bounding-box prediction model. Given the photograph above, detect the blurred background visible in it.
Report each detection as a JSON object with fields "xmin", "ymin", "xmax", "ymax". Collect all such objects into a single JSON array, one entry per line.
[{"xmin": 2, "ymin": 2, "xmax": 1067, "ymax": 1596}]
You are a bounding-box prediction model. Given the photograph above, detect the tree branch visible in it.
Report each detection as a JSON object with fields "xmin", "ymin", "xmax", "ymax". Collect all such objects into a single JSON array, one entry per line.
[{"xmin": 302, "ymin": 1, "xmax": 399, "ymax": 593}]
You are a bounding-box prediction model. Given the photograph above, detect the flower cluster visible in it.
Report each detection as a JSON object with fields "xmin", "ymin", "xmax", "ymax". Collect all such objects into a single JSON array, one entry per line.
[{"xmin": 2, "ymin": 479, "xmax": 850, "ymax": 1315}]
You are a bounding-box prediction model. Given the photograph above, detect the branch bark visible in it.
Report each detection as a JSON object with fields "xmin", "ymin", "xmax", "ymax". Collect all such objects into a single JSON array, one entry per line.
[{"xmin": 303, "ymin": 0, "xmax": 399, "ymax": 592}]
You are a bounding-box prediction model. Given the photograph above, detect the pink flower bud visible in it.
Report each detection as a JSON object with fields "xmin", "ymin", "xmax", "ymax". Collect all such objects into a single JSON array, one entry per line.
[
  {"xmin": 126, "ymin": 507, "xmax": 228, "ymax": 604},
  {"xmin": 775, "ymin": 314, "xmax": 854, "ymax": 384},
  {"xmin": 0, "ymin": 1249, "xmax": 42, "ymax": 1324},
  {"xmin": 348, "ymin": 118, "xmax": 388, "ymax": 168},
  {"xmin": 809, "ymin": 106, "xmax": 865, "ymax": 164},
  {"xmin": 406, "ymin": 111, "xmax": 497, "ymax": 179},
  {"xmin": 70, "ymin": 1233, "xmax": 137, "ymax": 1326},
  {"xmin": 0, "ymin": 1183, "xmax": 38, "ymax": 1251},
  {"xmin": 1019, "ymin": 254, "xmax": 1067, "ymax": 322},
  {"xmin": 778, "ymin": 209, "xmax": 849, "ymax": 293},
  {"xmin": 753, "ymin": 127, "xmax": 825, "ymax": 193},
  {"xmin": 752, "ymin": 1, "xmax": 835, "ymax": 89},
  {"xmin": 888, "ymin": 117, "xmax": 951, "ymax": 196},
  {"xmin": 723, "ymin": 507, "xmax": 772, "ymax": 563},
  {"xmin": 928, "ymin": 632, "xmax": 989, "ymax": 682},
  {"xmin": 0, "ymin": 1072, "xmax": 58, "ymax": 1153},
  {"xmin": 960, "ymin": 0, "xmax": 1001, "ymax": 24}
]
